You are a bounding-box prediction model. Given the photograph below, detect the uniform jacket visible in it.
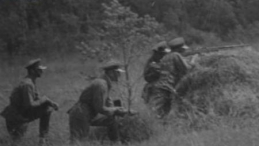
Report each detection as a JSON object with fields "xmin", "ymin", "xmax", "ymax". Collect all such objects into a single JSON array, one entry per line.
[
  {"xmin": 68, "ymin": 75, "xmax": 118, "ymax": 119},
  {"xmin": 142, "ymin": 52, "xmax": 190, "ymax": 103},
  {"xmin": 159, "ymin": 52, "xmax": 189, "ymax": 85},
  {"xmin": 1, "ymin": 77, "xmax": 48, "ymax": 121},
  {"xmin": 143, "ymin": 56, "xmax": 162, "ymax": 83}
]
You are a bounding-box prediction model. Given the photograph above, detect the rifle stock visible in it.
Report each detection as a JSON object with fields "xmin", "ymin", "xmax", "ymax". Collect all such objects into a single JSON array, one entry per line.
[{"xmin": 182, "ymin": 44, "xmax": 250, "ymax": 56}]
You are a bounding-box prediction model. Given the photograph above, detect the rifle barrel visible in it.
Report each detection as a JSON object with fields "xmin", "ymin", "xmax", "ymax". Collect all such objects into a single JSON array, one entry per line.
[{"xmin": 183, "ymin": 44, "xmax": 250, "ymax": 56}]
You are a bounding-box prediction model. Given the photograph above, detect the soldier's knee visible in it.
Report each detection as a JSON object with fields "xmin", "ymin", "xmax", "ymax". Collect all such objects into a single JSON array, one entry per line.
[{"xmin": 6, "ymin": 121, "xmax": 27, "ymax": 140}]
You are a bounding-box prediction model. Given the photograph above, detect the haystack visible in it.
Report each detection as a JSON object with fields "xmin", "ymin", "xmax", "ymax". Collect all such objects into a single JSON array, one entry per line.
[
  {"xmin": 118, "ymin": 114, "xmax": 153, "ymax": 142},
  {"xmin": 176, "ymin": 48, "xmax": 259, "ymax": 117},
  {"xmin": 89, "ymin": 114, "xmax": 153, "ymax": 143}
]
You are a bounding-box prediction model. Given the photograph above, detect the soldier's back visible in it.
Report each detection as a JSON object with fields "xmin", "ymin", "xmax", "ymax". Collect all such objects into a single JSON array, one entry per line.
[
  {"xmin": 9, "ymin": 78, "xmax": 34, "ymax": 109},
  {"xmin": 79, "ymin": 78, "xmax": 108, "ymax": 104}
]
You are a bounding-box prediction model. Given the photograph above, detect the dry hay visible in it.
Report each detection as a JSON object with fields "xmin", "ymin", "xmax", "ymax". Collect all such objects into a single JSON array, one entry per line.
[
  {"xmin": 175, "ymin": 48, "xmax": 259, "ymax": 117},
  {"xmin": 117, "ymin": 114, "xmax": 153, "ymax": 143},
  {"xmin": 87, "ymin": 115, "xmax": 153, "ymax": 143}
]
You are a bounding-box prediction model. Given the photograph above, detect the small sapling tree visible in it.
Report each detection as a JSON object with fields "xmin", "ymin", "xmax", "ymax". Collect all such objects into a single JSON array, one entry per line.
[{"xmin": 77, "ymin": 0, "xmax": 161, "ymax": 111}]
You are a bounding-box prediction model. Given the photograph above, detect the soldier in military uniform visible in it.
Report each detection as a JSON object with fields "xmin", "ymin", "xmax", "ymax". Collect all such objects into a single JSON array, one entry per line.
[
  {"xmin": 0, "ymin": 59, "xmax": 59, "ymax": 144},
  {"xmin": 143, "ymin": 41, "xmax": 171, "ymax": 83},
  {"xmin": 142, "ymin": 41, "xmax": 171, "ymax": 104},
  {"xmin": 159, "ymin": 37, "xmax": 193, "ymax": 85},
  {"xmin": 67, "ymin": 60, "xmax": 133, "ymax": 143},
  {"xmin": 143, "ymin": 37, "xmax": 197, "ymax": 118}
]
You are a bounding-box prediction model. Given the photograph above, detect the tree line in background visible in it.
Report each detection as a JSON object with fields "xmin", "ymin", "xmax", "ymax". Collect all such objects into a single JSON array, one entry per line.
[{"xmin": 0, "ymin": 0, "xmax": 259, "ymax": 57}]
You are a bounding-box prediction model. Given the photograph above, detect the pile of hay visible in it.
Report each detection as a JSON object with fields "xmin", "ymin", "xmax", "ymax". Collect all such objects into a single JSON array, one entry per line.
[
  {"xmin": 176, "ymin": 48, "xmax": 259, "ymax": 117},
  {"xmin": 88, "ymin": 115, "xmax": 153, "ymax": 143},
  {"xmin": 118, "ymin": 114, "xmax": 153, "ymax": 143}
]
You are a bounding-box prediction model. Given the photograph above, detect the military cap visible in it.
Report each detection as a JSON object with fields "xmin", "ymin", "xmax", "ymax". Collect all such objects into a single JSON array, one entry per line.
[
  {"xmin": 25, "ymin": 58, "xmax": 47, "ymax": 70},
  {"xmin": 101, "ymin": 59, "xmax": 125, "ymax": 72},
  {"xmin": 152, "ymin": 41, "xmax": 171, "ymax": 53},
  {"xmin": 167, "ymin": 37, "xmax": 189, "ymax": 50}
]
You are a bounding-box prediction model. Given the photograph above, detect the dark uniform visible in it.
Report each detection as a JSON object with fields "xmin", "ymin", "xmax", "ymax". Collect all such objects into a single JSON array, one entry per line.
[
  {"xmin": 142, "ymin": 41, "xmax": 171, "ymax": 103},
  {"xmin": 149, "ymin": 52, "xmax": 189, "ymax": 117},
  {"xmin": 142, "ymin": 38, "xmax": 191, "ymax": 118},
  {"xmin": 0, "ymin": 59, "xmax": 57, "ymax": 141},
  {"xmin": 143, "ymin": 41, "xmax": 170, "ymax": 83},
  {"xmin": 67, "ymin": 60, "xmax": 127, "ymax": 142}
]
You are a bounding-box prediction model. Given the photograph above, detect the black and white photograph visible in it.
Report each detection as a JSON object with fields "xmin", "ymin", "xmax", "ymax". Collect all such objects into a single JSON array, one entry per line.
[{"xmin": 0, "ymin": 0, "xmax": 259, "ymax": 146}]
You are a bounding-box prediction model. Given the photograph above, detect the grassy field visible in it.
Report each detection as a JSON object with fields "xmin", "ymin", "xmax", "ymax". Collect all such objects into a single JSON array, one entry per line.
[{"xmin": 1, "ymin": 48, "xmax": 259, "ymax": 146}]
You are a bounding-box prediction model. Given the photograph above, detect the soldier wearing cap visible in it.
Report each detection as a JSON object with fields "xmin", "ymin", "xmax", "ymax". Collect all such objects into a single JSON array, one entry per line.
[
  {"xmin": 67, "ymin": 59, "xmax": 131, "ymax": 143},
  {"xmin": 0, "ymin": 58, "xmax": 59, "ymax": 144},
  {"xmin": 159, "ymin": 37, "xmax": 194, "ymax": 84},
  {"xmin": 141, "ymin": 41, "xmax": 171, "ymax": 117},
  {"xmin": 143, "ymin": 37, "xmax": 197, "ymax": 118},
  {"xmin": 143, "ymin": 41, "xmax": 171, "ymax": 83},
  {"xmin": 141, "ymin": 41, "xmax": 171, "ymax": 103}
]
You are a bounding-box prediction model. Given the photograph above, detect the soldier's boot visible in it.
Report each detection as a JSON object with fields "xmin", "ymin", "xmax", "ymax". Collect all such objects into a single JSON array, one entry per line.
[
  {"xmin": 38, "ymin": 112, "xmax": 51, "ymax": 146},
  {"xmin": 107, "ymin": 118, "xmax": 120, "ymax": 142},
  {"xmin": 6, "ymin": 119, "xmax": 28, "ymax": 141},
  {"xmin": 39, "ymin": 138, "xmax": 49, "ymax": 146}
]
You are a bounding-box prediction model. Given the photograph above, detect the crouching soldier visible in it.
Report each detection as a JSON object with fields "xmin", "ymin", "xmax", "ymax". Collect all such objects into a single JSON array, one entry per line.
[
  {"xmin": 152, "ymin": 37, "xmax": 197, "ymax": 118},
  {"xmin": 67, "ymin": 60, "xmax": 135, "ymax": 143},
  {"xmin": 142, "ymin": 41, "xmax": 171, "ymax": 106},
  {"xmin": 143, "ymin": 37, "xmax": 196, "ymax": 119},
  {"xmin": 0, "ymin": 59, "xmax": 59, "ymax": 145}
]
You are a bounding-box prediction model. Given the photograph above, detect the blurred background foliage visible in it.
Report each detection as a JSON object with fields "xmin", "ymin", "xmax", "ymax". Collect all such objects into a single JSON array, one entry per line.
[{"xmin": 0, "ymin": 0, "xmax": 259, "ymax": 58}]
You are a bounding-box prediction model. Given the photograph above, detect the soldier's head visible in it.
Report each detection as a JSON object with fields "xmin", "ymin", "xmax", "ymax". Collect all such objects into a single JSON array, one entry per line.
[
  {"xmin": 102, "ymin": 59, "xmax": 125, "ymax": 82},
  {"xmin": 168, "ymin": 37, "xmax": 189, "ymax": 53},
  {"xmin": 25, "ymin": 58, "xmax": 47, "ymax": 78},
  {"xmin": 152, "ymin": 41, "xmax": 171, "ymax": 62}
]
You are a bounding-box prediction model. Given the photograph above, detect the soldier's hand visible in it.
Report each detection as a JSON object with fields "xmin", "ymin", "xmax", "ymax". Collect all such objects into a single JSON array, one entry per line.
[
  {"xmin": 150, "ymin": 62, "xmax": 161, "ymax": 70},
  {"xmin": 128, "ymin": 109, "xmax": 138, "ymax": 116},
  {"xmin": 43, "ymin": 96, "xmax": 59, "ymax": 111},
  {"xmin": 51, "ymin": 102, "xmax": 59, "ymax": 111},
  {"xmin": 190, "ymin": 54, "xmax": 199, "ymax": 65},
  {"xmin": 160, "ymin": 70, "xmax": 170, "ymax": 75},
  {"xmin": 115, "ymin": 107, "xmax": 128, "ymax": 117},
  {"xmin": 115, "ymin": 108, "xmax": 138, "ymax": 117}
]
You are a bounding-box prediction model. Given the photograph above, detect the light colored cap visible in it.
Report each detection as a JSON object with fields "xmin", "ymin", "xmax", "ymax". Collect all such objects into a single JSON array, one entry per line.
[
  {"xmin": 152, "ymin": 41, "xmax": 171, "ymax": 53},
  {"xmin": 115, "ymin": 68, "xmax": 125, "ymax": 72},
  {"xmin": 168, "ymin": 37, "xmax": 189, "ymax": 50},
  {"xmin": 101, "ymin": 59, "xmax": 125, "ymax": 72},
  {"xmin": 25, "ymin": 58, "xmax": 47, "ymax": 70}
]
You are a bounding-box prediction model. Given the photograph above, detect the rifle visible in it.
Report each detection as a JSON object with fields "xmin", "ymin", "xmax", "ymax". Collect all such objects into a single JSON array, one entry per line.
[{"xmin": 182, "ymin": 44, "xmax": 251, "ymax": 56}]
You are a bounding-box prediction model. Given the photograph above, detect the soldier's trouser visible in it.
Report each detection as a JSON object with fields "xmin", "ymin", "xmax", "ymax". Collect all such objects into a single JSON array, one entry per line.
[
  {"xmin": 148, "ymin": 88, "xmax": 172, "ymax": 118},
  {"xmin": 68, "ymin": 103, "xmax": 119, "ymax": 142},
  {"xmin": 5, "ymin": 103, "xmax": 52, "ymax": 140},
  {"xmin": 141, "ymin": 83, "xmax": 152, "ymax": 104}
]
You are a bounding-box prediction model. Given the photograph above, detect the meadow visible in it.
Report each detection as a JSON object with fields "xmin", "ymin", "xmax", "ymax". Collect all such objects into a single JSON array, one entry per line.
[{"xmin": 1, "ymin": 46, "xmax": 259, "ymax": 146}]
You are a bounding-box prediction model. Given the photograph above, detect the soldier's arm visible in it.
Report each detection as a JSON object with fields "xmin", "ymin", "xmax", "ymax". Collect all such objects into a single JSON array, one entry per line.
[
  {"xmin": 92, "ymin": 83, "xmax": 118, "ymax": 116},
  {"xmin": 174, "ymin": 53, "xmax": 189, "ymax": 75},
  {"xmin": 22, "ymin": 84, "xmax": 50, "ymax": 108},
  {"xmin": 143, "ymin": 62, "xmax": 161, "ymax": 82}
]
